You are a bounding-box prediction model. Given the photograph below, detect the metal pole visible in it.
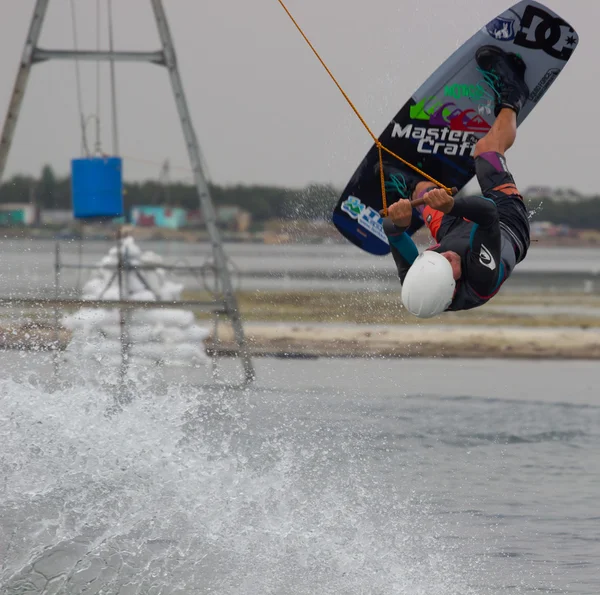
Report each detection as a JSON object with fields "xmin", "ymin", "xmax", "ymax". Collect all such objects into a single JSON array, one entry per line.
[
  {"xmin": 150, "ymin": 0, "xmax": 255, "ymax": 384},
  {"xmin": 31, "ymin": 49, "xmax": 165, "ymax": 64},
  {"xmin": 0, "ymin": 0, "xmax": 255, "ymax": 386},
  {"xmin": 0, "ymin": 0, "xmax": 49, "ymax": 184},
  {"xmin": 53, "ymin": 240, "xmax": 61, "ymax": 378},
  {"xmin": 107, "ymin": 0, "xmax": 120, "ymax": 156},
  {"xmin": 116, "ymin": 228, "xmax": 131, "ymax": 403}
]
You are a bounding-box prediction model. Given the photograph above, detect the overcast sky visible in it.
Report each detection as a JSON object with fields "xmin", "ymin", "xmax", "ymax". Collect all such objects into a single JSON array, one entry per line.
[{"xmin": 0, "ymin": 1, "xmax": 593, "ymax": 193}]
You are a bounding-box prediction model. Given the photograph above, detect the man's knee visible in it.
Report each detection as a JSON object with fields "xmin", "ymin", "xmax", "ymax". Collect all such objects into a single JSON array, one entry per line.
[{"xmin": 474, "ymin": 136, "xmax": 503, "ymax": 158}]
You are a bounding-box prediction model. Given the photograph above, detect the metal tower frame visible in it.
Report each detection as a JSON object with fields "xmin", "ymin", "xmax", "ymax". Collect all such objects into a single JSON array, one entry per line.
[{"xmin": 0, "ymin": 0, "xmax": 255, "ymax": 384}]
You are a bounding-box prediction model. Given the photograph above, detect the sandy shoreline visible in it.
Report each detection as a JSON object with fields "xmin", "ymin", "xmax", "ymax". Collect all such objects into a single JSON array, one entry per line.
[
  {"xmin": 208, "ymin": 322, "xmax": 600, "ymax": 359},
  {"xmin": 1, "ymin": 321, "xmax": 599, "ymax": 360},
  {"xmin": 2, "ymin": 289, "xmax": 600, "ymax": 361}
]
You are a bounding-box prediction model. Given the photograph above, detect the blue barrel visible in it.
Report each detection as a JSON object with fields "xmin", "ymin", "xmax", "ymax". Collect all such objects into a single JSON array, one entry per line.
[{"xmin": 71, "ymin": 156, "xmax": 124, "ymax": 219}]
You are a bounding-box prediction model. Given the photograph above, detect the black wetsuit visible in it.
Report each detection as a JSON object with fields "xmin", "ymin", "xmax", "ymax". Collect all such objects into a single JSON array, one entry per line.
[{"xmin": 384, "ymin": 151, "xmax": 530, "ymax": 311}]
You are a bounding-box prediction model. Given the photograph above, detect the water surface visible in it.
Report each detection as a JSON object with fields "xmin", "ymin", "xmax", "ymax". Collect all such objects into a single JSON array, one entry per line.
[{"xmin": 1, "ymin": 354, "xmax": 598, "ymax": 594}]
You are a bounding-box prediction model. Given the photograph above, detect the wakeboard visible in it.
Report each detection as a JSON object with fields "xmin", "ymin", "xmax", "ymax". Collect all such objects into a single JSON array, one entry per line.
[{"xmin": 332, "ymin": 1, "xmax": 578, "ymax": 255}]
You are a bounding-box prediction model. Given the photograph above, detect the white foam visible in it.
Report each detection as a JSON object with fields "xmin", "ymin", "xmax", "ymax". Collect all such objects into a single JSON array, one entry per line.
[{"xmin": 0, "ymin": 366, "xmax": 482, "ymax": 594}]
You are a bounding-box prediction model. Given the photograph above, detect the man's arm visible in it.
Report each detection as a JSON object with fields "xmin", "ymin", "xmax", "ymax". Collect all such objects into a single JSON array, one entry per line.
[
  {"xmin": 419, "ymin": 188, "xmax": 497, "ymax": 230},
  {"xmin": 447, "ymin": 195, "xmax": 498, "ymax": 230},
  {"xmin": 382, "ymin": 218, "xmax": 419, "ymax": 283},
  {"xmin": 421, "ymin": 188, "xmax": 503, "ymax": 294},
  {"xmin": 463, "ymin": 200, "xmax": 504, "ymax": 296}
]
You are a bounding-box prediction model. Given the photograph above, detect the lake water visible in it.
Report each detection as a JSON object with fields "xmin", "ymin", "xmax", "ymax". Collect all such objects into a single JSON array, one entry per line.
[
  {"xmin": 1, "ymin": 239, "xmax": 600, "ymax": 295},
  {"xmin": 1, "ymin": 353, "xmax": 598, "ymax": 594}
]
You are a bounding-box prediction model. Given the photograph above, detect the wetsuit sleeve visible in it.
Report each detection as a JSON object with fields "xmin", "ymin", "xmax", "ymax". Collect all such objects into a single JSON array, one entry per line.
[
  {"xmin": 382, "ymin": 218, "xmax": 419, "ymax": 284},
  {"xmin": 452, "ymin": 196, "xmax": 504, "ymax": 296},
  {"xmin": 448, "ymin": 195, "xmax": 498, "ymax": 227}
]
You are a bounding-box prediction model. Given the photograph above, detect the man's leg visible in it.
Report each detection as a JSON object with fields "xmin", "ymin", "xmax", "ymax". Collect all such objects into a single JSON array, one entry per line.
[
  {"xmin": 473, "ymin": 43, "xmax": 526, "ymax": 195},
  {"xmin": 474, "ymin": 107, "xmax": 517, "ymax": 157},
  {"xmin": 473, "ymin": 106, "xmax": 519, "ymax": 197},
  {"xmin": 472, "ymin": 109, "xmax": 530, "ymax": 264},
  {"xmin": 473, "ymin": 48, "xmax": 530, "ymax": 262},
  {"xmin": 473, "ymin": 107, "xmax": 520, "ymax": 196}
]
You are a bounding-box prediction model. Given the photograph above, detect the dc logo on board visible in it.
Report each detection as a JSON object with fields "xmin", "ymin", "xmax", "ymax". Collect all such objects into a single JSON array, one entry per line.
[
  {"xmin": 513, "ymin": 5, "xmax": 577, "ymax": 61},
  {"xmin": 486, "ymin": 17, "xmax": 516, "ymax": 41}
]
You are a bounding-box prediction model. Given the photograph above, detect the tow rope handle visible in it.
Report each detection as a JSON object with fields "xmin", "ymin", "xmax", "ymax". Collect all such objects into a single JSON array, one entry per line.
[
  {"xmin": 410, "ymin": 186, "xmax": 459, "ymax": 208},
  {"xmin": 379, "ymin": 187, "xmax": 458, "ymax": 217}
]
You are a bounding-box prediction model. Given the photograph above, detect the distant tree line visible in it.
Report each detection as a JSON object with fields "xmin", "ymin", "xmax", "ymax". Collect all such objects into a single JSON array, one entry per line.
[
  {"xmin": 1, "ymin": 165, "xmax": 600, "ymax": 228},
  {"xmin": 0, "ymin": 165, "xmax": 339, "ymax": 223},
  {"xmin": 522, "ymin": 197, "xmax": 600, "ymax": 230}
]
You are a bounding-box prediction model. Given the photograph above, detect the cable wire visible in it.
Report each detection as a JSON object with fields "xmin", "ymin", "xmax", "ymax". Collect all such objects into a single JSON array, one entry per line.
[
  {"xmin": 107, "ymin": 0, "xmax": 119, "ymax": 156},
  {"xmin": 69, "ymin": 0, "xmax": 90, "ymax": 157},
  {"xmin": 94, "ymin": 0, "xmax": 102, "ymax": 154},
  {"xmin": 275, "ymin": 0, "xmax": 455, "ymax": 213}
]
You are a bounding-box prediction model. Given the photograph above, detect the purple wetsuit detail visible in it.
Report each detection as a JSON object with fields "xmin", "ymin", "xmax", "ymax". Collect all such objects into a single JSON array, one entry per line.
[{"xmin": 478, "ymin": 151, "xmax": 505, "ymax": 173}]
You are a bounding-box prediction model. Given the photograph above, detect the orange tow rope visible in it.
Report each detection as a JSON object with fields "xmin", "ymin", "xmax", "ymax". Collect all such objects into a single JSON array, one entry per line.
[{"xmin": 276, "ymin": 0, "xmax": 454, "ymax": 214}]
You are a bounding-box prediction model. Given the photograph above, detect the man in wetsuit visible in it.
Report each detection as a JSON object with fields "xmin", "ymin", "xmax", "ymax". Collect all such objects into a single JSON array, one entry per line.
[{"xmin": 383, "ymin": 45, "xmax": 531, "ymax": 318}]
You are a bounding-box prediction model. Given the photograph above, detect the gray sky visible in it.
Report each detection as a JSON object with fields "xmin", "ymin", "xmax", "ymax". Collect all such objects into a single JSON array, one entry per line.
[{"xmin": 0, "ymin": 1, "xmax": 593, "ymax": 193}]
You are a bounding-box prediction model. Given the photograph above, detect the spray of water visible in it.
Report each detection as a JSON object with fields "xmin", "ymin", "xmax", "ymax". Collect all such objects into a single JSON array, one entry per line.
[
  {"xmin": 527, "ymin": 200, "xmax": 543, "ymax": 221},
  {"xmin": 1, "ymin": 357, "xmax": 484, "ymax": 594}
]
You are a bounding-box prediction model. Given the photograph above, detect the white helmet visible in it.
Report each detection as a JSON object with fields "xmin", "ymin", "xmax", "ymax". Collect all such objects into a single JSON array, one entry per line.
[{"xmin": 401, "ymin": 251, "xmax": 456, "ymax": 318}]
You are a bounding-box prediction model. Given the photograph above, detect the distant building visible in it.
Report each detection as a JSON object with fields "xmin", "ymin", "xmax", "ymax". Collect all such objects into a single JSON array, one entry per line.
[
  {"xmin": 576, "ymin": 229, "xmax": 600, "ymax": 244},
  {"xmin": 131, "ymin": 206, "xmax": 188, "ymax": 229},
  {"xmin": 0, "ymin": 203, "xmax": 37, "ymax": 225},
  {"xmin": 41, "ymin": 209, "xmax": 74, "ymax": 225},
  {"xmin": 216, "ymin": 206, "xmax": 252, "ymax": 232},
  {"xmin": 530, "ymin": 221, "xmax": 571, "ymax": 237},
  {"xmin": 187, "ymin": 206, "xmax": 252, "ymax": 232},
  {"xmin": 523, "ymin": 187, "xmax": 586, "ymax": 203},
  {"xmin": 127, "ymin": 205, "xmax": 249, "ymax": 232}
]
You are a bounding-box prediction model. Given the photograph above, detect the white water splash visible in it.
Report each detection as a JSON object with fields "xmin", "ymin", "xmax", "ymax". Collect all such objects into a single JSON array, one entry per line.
[
  {"xmin": 527, "ymin": 200, "xmax": 543, "ymax": 221},
  {"xmin": 1, "ymin": 364, "xmax": 483, "ymax": 594}
]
